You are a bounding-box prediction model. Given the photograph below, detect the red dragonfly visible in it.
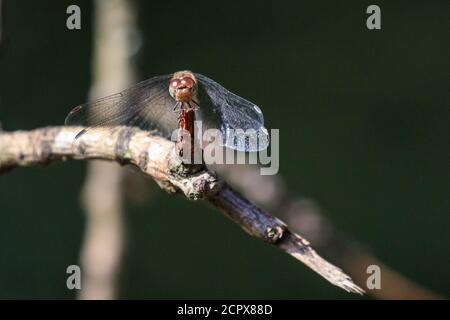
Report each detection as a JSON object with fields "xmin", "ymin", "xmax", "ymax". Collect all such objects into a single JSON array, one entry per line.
[{"xmin": 65, "ymin": 70, "xmax": 269, "ymax": 153}]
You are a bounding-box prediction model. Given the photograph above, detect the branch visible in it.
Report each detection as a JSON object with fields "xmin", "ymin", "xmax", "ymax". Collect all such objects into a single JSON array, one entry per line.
[
  {"xmin": 211, "ymin": 164, "xmax": 441, "ymax": 299},
  {"xmin": 0, "ymin": 126, "xmax": 364, "ymax": 294}
]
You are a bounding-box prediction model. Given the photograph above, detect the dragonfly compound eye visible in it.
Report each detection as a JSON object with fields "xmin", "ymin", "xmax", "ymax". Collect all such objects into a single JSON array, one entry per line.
[{"xmin": 179, "ymin": 77, "xmax": 195, "ymax": 89}]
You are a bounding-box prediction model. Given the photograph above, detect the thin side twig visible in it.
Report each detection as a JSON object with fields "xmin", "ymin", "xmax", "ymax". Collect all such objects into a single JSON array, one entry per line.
[{"xmin": 0, "ymin": 126, "xmax": 364, "ymax": 294}]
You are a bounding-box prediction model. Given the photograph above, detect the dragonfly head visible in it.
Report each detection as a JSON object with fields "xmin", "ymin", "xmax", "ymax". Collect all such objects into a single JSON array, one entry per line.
[{"xmin": 169, "ymin": 71, "xmax": 198, "ymax": 102}]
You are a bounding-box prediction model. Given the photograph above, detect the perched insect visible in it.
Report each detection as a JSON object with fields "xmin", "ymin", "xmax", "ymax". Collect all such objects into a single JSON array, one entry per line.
[
  {"xmin": 168, "ymin": 71, "xmax": 201, "ymax": 159},
  {"xmin": 65, "ymin": 70, "xmax": 269, "ymax": 155}
]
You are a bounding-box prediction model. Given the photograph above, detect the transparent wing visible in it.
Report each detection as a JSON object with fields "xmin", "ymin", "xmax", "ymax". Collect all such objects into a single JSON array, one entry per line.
[
  {"xmin": 195, "ymin": 73, "xmax": 269, "ymax": 152},
  {"xmin": 65, "ymin": 74, "xmax": 178, "ymax": 138}
]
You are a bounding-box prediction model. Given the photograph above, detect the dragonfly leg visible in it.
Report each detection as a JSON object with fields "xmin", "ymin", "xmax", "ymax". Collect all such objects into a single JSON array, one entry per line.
[
  {"xmin": 191, "ymin": 99, "xmax": 200, "ymax": 111},
  {"xmin": 188, "ymin": 100, "xmax": 200, "ymax": 111},
  {"xmin": 172, "ymin": 101, "xmax": 181, "ymax": 112}
]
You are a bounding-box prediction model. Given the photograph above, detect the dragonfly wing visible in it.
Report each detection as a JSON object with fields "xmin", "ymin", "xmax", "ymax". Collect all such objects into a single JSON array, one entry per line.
[
  {"xmin": 195, "ymin": 73, "xmax": 269, "ymax": 152},
  {"xmin": 65, "ymin": 74, "xmax": 178, "ymax": 139}
]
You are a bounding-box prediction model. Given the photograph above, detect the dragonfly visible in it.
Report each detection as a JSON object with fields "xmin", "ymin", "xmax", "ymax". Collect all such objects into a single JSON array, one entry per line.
[{"xmin": 65, "ymin": 70, "xmax": 269, "ymax": 153}]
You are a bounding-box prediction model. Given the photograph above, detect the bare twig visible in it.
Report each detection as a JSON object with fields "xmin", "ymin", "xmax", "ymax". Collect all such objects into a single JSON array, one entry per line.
[
  {"xmin": 212, "ymin": 164, "xmax": 441, "ymax": 299},
  {"xmin": 0, "ymin": 126, "xmax": 364, "ymax": 294}
]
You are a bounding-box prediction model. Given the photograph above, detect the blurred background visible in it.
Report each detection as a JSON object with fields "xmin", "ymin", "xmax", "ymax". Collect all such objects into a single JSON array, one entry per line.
[{"xmin": 0, "ymin": 0, "xmax": 448, "ymax": 299}]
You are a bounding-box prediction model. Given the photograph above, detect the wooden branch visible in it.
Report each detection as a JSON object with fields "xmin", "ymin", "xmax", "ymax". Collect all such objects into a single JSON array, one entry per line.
[
  {"xmin": 212, "ymin": 165, "xmax": 441, "ymax": 299},
  {"xmin": 0, "ymin": 126, "xmax": 364, "ymax": 294}
]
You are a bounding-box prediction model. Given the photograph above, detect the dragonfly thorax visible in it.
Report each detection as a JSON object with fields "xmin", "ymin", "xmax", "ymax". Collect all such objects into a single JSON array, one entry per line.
[{"xmin": 169, "ymin": 71, "xmax": 198, "ymax": 102}]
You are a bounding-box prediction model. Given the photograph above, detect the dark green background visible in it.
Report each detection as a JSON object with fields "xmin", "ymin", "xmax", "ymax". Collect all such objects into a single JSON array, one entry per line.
[{"xmin": 0, "ymin": 0, "xmax": 448, "ymax": 299}]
